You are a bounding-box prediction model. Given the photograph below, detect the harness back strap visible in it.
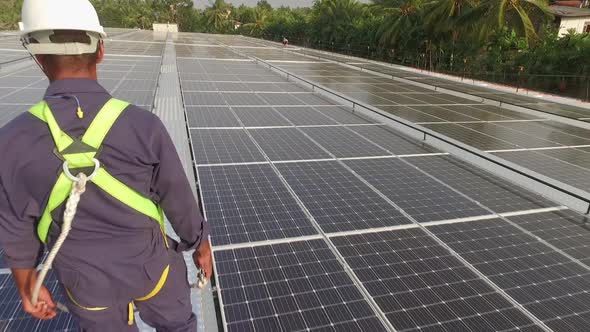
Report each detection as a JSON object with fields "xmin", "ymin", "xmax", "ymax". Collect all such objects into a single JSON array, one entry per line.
[{"xmin": 29, "ymin": 99, "xmax": 167, "ymax": 244}]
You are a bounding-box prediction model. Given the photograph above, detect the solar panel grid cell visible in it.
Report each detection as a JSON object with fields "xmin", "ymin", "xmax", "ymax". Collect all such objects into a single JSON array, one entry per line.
[
  {"xmin": 249, "ymin": 128, "xmax": 332, "ymax": 161},
  {"xmin": 199, "ymin": 164, "xmax": 317, "ymax": 246},
  {"xmin": 344, "ymin": 158, "xmax": 491, "ymax": 223},
  {"xmin": 276, "ymin": 161, "xmax": 410, "ymax": 233},
  {"xmin": 301, "ymin": 126, "xmax": 390, "ymax": 158},
  {"xmin": 405, "ymin": 155, "xmax": 554, "ymax": 213},
  {"xmin": 190, "ymin": 129, "xmax": 265, "ymax": 164},
  {"xmin": 215, "ymin": 240, "xmax": 388, "ymax": 332},
  {"xmin": 332, "ymin": 228, "xmax": 541, "ymax": 331},
  {"xmin": 430, "ymin": 219, "xmax": 590, "ymax": 331}
]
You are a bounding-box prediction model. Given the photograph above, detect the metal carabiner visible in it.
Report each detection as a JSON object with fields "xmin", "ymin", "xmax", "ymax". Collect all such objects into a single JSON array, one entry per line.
[{"xmin": 62, "ymin": 158, "xmax": 100, "ymax": 182}]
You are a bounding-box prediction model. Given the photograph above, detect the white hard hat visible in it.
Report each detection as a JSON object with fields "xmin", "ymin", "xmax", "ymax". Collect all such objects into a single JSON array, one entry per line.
[{"xmin": 20, "ymin": 0, "xmax": 106, "ymax": 55}]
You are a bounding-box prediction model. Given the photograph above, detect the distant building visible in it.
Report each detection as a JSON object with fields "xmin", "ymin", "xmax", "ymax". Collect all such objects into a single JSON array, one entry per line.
[{"xmin": 549, "ymin": 5, "xmax": 590, "ymax": 36}]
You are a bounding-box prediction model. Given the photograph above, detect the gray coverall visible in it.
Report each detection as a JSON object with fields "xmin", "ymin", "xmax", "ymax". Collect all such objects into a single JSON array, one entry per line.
[{"xmin": 0, "ymin": 78, "xmax": 209, "ymax": 331}]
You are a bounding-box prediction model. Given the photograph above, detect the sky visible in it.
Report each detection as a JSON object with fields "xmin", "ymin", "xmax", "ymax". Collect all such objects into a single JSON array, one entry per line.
[{"xmin": 194, "ymin": 0, "xmax": 370, "ymax": 9}]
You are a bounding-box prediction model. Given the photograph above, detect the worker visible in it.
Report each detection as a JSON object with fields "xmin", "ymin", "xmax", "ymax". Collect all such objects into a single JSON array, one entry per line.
[{"xmin": 0, "ymin": 0, "xmax": 211, "ymax": 331}]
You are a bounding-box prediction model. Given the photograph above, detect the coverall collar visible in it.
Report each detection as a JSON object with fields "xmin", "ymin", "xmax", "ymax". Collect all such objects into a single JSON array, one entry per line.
[{"xmin": 45, "ymin": 78, "xmax": 108, "ymax": 96}]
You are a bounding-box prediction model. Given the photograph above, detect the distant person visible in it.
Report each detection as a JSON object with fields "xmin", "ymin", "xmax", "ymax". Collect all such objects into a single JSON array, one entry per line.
[
  {"xmin": 282, "ymin": 37, "xmax": 289, "ymax": 47},
  {"xmin": 0, "ymin": 0, "xmax": 211, "ymax": 331}
]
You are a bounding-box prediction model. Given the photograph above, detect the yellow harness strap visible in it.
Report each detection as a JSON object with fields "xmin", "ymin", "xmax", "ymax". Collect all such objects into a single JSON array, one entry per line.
[{"xmin": 28, "ymin": 99, "xmax": 169, "ymax": 247}]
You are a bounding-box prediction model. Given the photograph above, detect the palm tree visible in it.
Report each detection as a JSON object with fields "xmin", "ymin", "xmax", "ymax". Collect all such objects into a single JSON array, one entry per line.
[
  {"xmin": 309, "ymin": 0, "xmax": 362, "ymax": 46},
  {"xmin": 371, "ymin": 0, "xmax": 426, "ymax": 51},
  {"xmin": 472, "ymin": 0, "xmax": 551, "ymax": 46},
  {"xmin": 204, "ymin": 0, "xmax": 233, "ymax": 33},
  {"xmin": 241, "ymin": 7, "xmax": 268, "ymax": 37}
]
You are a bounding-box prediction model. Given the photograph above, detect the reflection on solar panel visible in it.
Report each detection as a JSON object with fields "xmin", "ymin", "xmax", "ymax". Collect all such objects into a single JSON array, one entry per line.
[
  {"xmin": 332, "ymin": 229, "xmax": 540, "ymax": 331},
  {"xmin": 344, "ymin": 158, "xmax": 490, "ymax": 222},
  {"xmin": 276, "ymin": 161, "xmax": 410, "ymax": 233},
  {"xmin": 215, "ymin": 240, "xmax": 388, "ymax": 332},
  {"xmin": 405, "ymin": 155, "xmax": 553, "ymax": 213},
  {"xmin": 301, "ymin": 126, "xmax": 390, "ymax": 158},
  {"xmin": 199, "ymin": 164, "xmax": 316, "ymax": 246},
  {"xmin": 431, "ymin": 219, "xmax": 590, "ymax": 331}
]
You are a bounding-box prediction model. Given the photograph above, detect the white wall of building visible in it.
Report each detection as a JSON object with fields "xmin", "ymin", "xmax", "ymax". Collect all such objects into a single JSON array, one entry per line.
[
  {"xmin": 153, "ymin": 23, "xmax": 179, "ymax": 33},
  {"xmin": 558, "ymin": 16, "xmax": 590, "ymax": 36}
]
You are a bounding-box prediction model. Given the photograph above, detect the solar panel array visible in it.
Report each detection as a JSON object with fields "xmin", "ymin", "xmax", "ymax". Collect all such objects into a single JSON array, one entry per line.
[
  {"xmin": 2, "ymin": 30, "xmax": 590, "ymax": 332},
  {"xmin": 179, "ymin": 34, "xmax": 590, "ymax": 332},
  {"xmin": 235, "ymin": 42, "xmax": 590, "ymax": 200}
]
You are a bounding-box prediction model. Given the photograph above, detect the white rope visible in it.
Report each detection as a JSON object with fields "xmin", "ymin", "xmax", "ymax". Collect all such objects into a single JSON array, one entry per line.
[{"xmin": 31, "ymin": 172, "xmax": 88, "ymax": 311}]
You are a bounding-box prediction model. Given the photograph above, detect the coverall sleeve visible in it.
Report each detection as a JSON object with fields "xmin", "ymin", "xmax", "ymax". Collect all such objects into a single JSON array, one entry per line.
[
  {"xmin": 150, "ymin": 117, "xmax": 209, "ymax": 252},
  {"xmin": 0, "ymin": 177, "xmax": 43, "ymax": 269}
]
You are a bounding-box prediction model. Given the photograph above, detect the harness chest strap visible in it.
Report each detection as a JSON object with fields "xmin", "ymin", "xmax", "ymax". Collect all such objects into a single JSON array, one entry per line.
[{"xmin": 28, "ymin": 99, "xmax": 168, "ymax": 247}]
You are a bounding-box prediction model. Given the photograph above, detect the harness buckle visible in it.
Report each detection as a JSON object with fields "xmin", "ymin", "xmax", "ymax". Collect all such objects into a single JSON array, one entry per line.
[{"xmin": 63, "ymin": 158, "xmax": 100, "ymax": 182}]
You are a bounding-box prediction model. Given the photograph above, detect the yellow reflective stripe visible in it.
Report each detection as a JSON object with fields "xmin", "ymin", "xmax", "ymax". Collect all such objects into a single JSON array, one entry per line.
[
  {"xmin": 91, "ymin": 168, "xmax": 163, "ymax": 223},
  {"xmin": 135, "ymin": 265, "xmax": 170, "ymax": 302},
  {"xmin": 37, "ymin": 173, "xmax": 72, "ymax": 243},
  {"xmin": 127, "ymin": 302, "xmax": 134, "ymax": 326},
  {"xmin": 62, "ymin": 152, "xmax": 96, "ymax": 168},
  {"xmin": 65, "ymin": 288, "xmax": 108, "ymax": 311},
  {"xmin": 82, "ymin": 99, "xmax": 129, "ymax": 149},
  {"xmin": 28, "ymin": 102, "xmax": 73, "ymax": 152}
]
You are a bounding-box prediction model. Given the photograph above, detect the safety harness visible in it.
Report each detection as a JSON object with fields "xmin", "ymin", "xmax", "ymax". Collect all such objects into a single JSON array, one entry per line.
[{"xmin": 28, "ymin": 98, "xmax": 169, "ymax": 325}]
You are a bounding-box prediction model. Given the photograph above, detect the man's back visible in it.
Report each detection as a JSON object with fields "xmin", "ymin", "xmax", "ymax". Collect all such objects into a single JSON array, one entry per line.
[{"xmin": 0, "ymin": 78, "xmax": 204, "ymax": 307}]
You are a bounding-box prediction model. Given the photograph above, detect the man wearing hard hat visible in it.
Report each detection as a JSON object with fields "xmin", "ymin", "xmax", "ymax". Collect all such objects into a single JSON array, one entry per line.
[{"xmin": 0, "ymin": 0, "xmax": 211, "ymax": 331}]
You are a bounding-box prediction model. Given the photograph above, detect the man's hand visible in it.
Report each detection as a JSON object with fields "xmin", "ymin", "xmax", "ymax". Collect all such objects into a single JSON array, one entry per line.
[
  {"xmin": 21, "ymin": 285, "xmax": 57, "ymax": 320},
  {"xmin": 193, "ymin": 240, "xmax": 213, "ymax": 279},
  {"xmin": 12, "ymin": 268, "xmax": 57, "ymax": 320}
]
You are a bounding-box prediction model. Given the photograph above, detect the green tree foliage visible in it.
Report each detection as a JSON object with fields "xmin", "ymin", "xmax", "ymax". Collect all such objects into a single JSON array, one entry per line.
[{"xmin": 1, "ymin": 0, "xmax": 588, "ymax": 82}]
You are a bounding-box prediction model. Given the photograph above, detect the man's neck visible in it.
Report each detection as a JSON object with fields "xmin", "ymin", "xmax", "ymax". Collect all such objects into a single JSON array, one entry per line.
[{"xmin": 48, "ymin": 72, "xmax": 97, "ymax": 82}]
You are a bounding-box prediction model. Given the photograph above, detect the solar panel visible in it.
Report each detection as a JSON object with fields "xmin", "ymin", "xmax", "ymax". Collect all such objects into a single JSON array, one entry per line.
[
  {"xmin": 379, "ymin": 105, "xmax": 447, "ymax": 123},
  {"xmin": 186, "ymin": 106, "xmax": 241, "ymax": 128},
  {"xmin": 405, "ymin": 155, "xmax": 554, "ymax": 213},
  {"xmin": 313, "ymin": 106, "xmax": 372, "ymax": 124},
  {"xmin": 183, "ymin": 92, "xmax": 226, "ymax": 106},
  {"xmin": 231, "ymin": 107, "xmax": 292, "ymax": 127},
  {"xmin": 292, "ymin": 93, "xmax": 335, "ymax": 106},
  {"xmin": 198, "ymin": 164, "xmax": 316, "ymax": 245},
  {"xmin": 248, "ymin": 128, "xmax": 331, "ymax": 161},
  {"xmin": 494, "ymin": 150, "xmax": 590, "ymax": 189},
  {"xmin": 344, "ymin": 158, "xmax": 490, "ymax": 222},
  {"xmin": 459, "ymin": 123, "xmax": 562, "ymax": 149},
  {"xmin": 223, "ymin": 93, "xmax": 268, "ymax": 106},
  {"xmin": 111, "ymin": 90, "xmax": 154, "ymax": 108},
  {"xmin": 430, "ymin": 219, "xmax": 590, "ymax": 331},
  {"xmin": 272, "ymin": 106, "xmax": 338, "ymax": 126},
  {"xmin": 190, "ymin": 129, "xmax": 265, "ymax": 165},
  {"xmin": 405, "ymin": 105, "xmax": 481, "ymax": 122},
  {"xmin": 423, "ymin": 123, "xmax": 518, "ymax": 151},
  {"xmin": 301, "ymin": 126, "xmax": 391, "ymax": 158},
  {"xmin": 349, "ymin": 125, "xmax": 438, "ymax": 156},
  {"xmin": 215, "ymin": 239, "xmax": 388, "ymax": 332},
  {"xmin": 332, "ymin": 228, "xmax": 541, "ymax": 331},
  {"xmin": 506, "ymin": 210, "xmax": 590, "ymax": 265},
  {"xmin": 497, "ymin": 122, "xmax": 590, "ymax": 147},
  {"xmin": 276, "ymin": 161, "xmax": 410, "ymax": 233},
  {"xmin": 257, "ymin": 93, "xmax": 306, "ymax": 106}
]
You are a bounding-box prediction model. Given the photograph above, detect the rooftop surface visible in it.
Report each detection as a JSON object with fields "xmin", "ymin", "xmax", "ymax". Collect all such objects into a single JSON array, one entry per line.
[
  {"xmin": 549, "ymin": 5, "xmax": 590, "ymax": 17},
  {"xmin": 1, "ymin": 29, "xmax": 590, "ymax": 332}
]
